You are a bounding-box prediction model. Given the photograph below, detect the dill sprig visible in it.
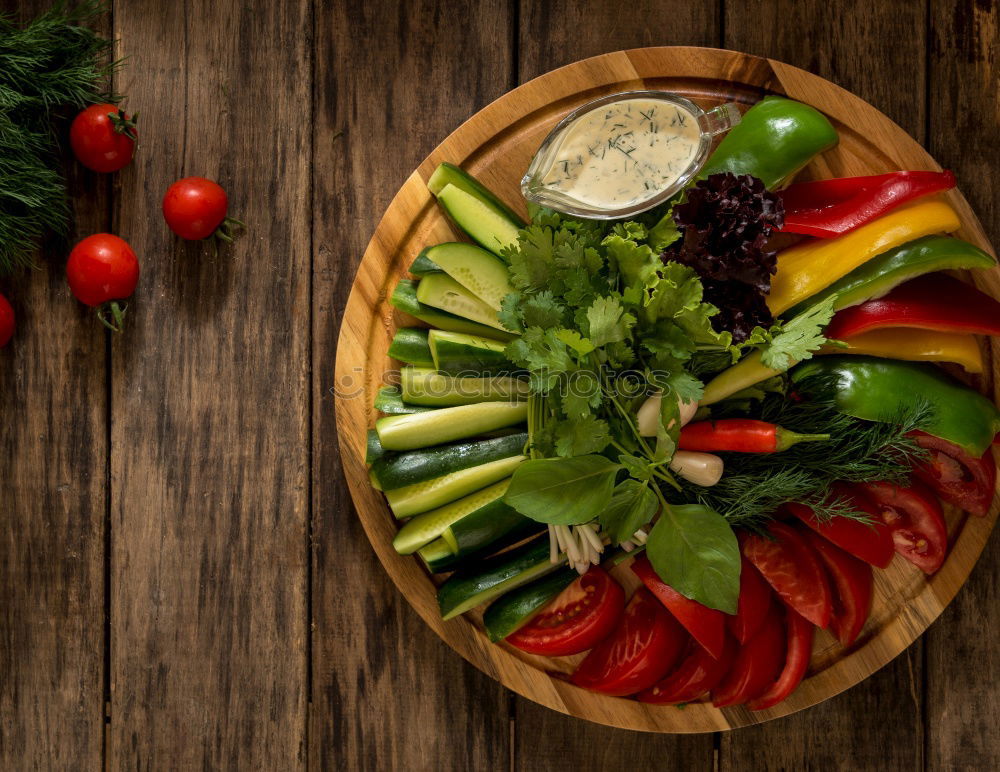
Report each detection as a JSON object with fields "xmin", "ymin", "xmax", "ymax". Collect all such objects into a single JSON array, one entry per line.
[{"xmin": 0, "ymin": 2, "xmax": 119, "ymax": 274}]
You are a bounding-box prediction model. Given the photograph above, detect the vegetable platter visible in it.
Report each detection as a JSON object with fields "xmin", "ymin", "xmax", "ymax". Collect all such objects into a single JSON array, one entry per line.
[{"xmin": 334, "ymin": 47, "xmax": 999, "ymax": 732}]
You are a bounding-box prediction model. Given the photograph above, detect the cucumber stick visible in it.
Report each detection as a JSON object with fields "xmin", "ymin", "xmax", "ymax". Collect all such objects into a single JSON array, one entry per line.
[
  {"xmin": 391, "ymin": 279, "xmax": 515, "ymax": 341},
  {"xmin": 436, "ymin": 183, "xmax": 521, "ymax": 256},
  {"xmin": 420, "ymin": 242, "xmax": 514, "ymax": 311},
  {"xmin": 428, "ymin": 330, "xmax": 515, "ymax": 375},
  {"xmin": 400, "ymin": 368, "xmax": 528, "ymax": 406},
  {"xmin": 375, "ymin": 401, "xmax": 527, "ymax": 450},
  {"xmin": 482, "ymin": 567, "xmax": 578, "ymax": 641},
  {"xmin": 365, "ymin": 429, "xmax": 386, "ymax": 465},
  {"xmin": 393, "ymin": 479, "xmax": 511, "ymax": 554},
  {"xmin": 374, "ymin": 386, "xmax": 432, "ymax": 415},
  {"xmin": 416, "ymin": 273, "xmax": 508, "ymax": 332},
  {"xmin": 385, "ymin": 454, "xmax": 525, "ymax": 518},
  {"xmin": 418, "ymin": 509, "xmax": 545, "ymax": 573},
  {"xmin": 427, "ymin": 163, "xmax": 526, "ymax": 226},
  {"xmin": 409, "ymin": 248, "xmax": 443, "ymax": 276},
  {"xmin": 389, "ymin": 328, "xmax": 434, "ymax": 368}
]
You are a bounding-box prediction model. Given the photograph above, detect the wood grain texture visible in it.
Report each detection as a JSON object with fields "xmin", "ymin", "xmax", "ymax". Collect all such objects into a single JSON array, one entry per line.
[
  {"xmin": 109, "ymin": 0, "xmax": 310, "ymax": 766},
  {"xmin": 334, "ymin": 45, "xmax": 999, "ymax": 734},
  {"xmin": 310, "ymin": 1, "xmax": 516, "ymax": 769},
  {"xmin": 925, "ymin": 2, "xmax": 1000, "ymax": 768}
]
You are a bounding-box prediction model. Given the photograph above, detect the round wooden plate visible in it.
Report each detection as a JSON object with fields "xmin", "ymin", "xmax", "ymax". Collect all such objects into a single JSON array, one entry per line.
[{"xmin": 334, "ymin": 47, "xmax": 999, "ymax": 732}]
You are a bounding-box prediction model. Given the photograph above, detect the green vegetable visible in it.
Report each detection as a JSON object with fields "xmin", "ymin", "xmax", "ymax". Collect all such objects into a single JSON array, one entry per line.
[
  {"xmin": 375, "ymin": 401, "xmax": 528, "ymax": 451},
  {"xmin": 417, "ymin": 513, "xmax": 544, "ymax": 574},
  {"xmin": 415, "ymin": 272, "xmax": 510, "ymax": 332},
  {"xmin": 389, "ymin": 328, "xmax": 434, "ymax": 367},
  {"xmin": 428, "ymin": 329, "xmax": 517, "ymax": 375},
  {"xmin": 598, "ymin": 479, "xmax": 658, "ymax": 544},
  {"xmin": 393, "ymin": 479, "xmax": 512, "ymax": 554},
  {"xmin": 400, "ymin": 367, "xmax": 528, "ymax": 406},
  {"xmin": 482, "ymin": 567, "xmax": 578, "ymax": 641},
  {"xmin": 418, "ymin": 242, "xmax": 515, "ymax": 310},
  {"xmin": 427, "ymin": 162, "xmax": 526, "ymax": 227},
  {"xmin": 385, "ymin": 454, "xmax": 525, "ymax": 518},
  {"xmin": 436, "ymin": 183, "xmax": 522, "ymax": 256},
  {"xmin": 374, "ymin": 386, "xmax": 433, "ymax": 415},
  {"xmin": 504, "ymin": 455, "xmax": 620, "ymax": 526},
  {"xmin": 409, "ymin": 248, "xmax": 443, "ymax": 276},
  {"xmin": 390, "ymin": 278, "xmax": 516, "ymax": 340},
  {"xmin": 365, "ymin": 429, "xmax": 385, "ymax": 465}
]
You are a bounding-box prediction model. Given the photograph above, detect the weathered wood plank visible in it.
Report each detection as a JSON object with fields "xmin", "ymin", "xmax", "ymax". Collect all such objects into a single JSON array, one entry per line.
[
  {"xmin": 0, "ymin": 1, "xmax": 108, "ymax": 766},
  {"xmin": 310, "ymin": 1, "xmax": 515, "ymax": 769},
  {"xmin": 925, "ymin": 2, "xmax": 1000, "ymax": 768},
  {"xmin": 721, "ymin": 1, "xmax": 928, "ymax": 767},
  {"xmin": 109, "ymin": 0, "xmax": 311, "ymax": 766}
]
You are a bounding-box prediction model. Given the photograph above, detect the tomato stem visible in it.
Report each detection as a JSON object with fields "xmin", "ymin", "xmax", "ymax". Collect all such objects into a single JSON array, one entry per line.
[
  {"xmin": 96, "ymin": 300, "xmax": 127, "ymax": 333},
  {"xmin": 214, "ymin": 216, "xmax": 246, "ymax": 244},
  {"xmin": 108, "ymin": 108, "xmax": 139, "ymax": 141}
]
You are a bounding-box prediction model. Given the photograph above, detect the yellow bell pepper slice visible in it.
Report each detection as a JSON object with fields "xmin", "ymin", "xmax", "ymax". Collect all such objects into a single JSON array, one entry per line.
[
  {"xmin": 821, "ymin": 329, "xmax": 983, "ymax": 373},
  {"xmin": 768, "ymin": 200, "xmax": 961, "ymax": 315}
]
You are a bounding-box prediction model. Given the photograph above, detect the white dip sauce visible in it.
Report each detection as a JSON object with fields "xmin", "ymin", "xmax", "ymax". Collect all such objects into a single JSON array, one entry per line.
[{"xmin": 540, "ymin": 98, "xmax": 702, "ymax": 208}]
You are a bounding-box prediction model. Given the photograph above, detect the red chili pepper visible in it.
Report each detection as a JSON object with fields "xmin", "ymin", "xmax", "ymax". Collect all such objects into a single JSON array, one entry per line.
[
  {"xmin": 678, "ymin": 419, "xmax": 829, "ymax": 453},
  {"xmin": 779, "ymin": 170, "xmax": 956, "ymax": 238},
  {"xmin": 824, "ymin": 273, "xmax": 1000, "ymax": 339}
]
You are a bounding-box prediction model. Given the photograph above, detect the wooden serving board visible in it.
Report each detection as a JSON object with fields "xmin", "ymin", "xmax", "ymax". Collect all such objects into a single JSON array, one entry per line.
[{"xmin": 334, "ymin": 47, "xmax": 999, "ymax": 732}]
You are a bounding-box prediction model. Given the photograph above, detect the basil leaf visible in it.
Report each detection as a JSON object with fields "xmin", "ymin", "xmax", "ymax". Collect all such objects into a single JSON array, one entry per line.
[
  {"xmin": 504, "ymin": 455, "xmax": 620, "ymax": 525},
  {"xmin": 646, "ymin": 504, "xmax": 740, "ymax": 613},
  {"xmin": 618, "ymin": 453, "xmax": 652, "ymax": 481},
  {"xmin": 599, "ymin": 480, "xmax": 658, "ymax": 544}
]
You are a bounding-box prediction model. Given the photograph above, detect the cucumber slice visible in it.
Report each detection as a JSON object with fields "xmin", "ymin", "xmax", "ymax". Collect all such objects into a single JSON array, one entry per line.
[
  {"xmin": 393, "ymin": 479, "xmax": 511, "ymax": 554},
  {"xmin": 427, "ymin": 163, "xmax": 526, "ymax": 226},
  {"xmin": 437, "ymin": 536, "xmax": 565, "ymax": 620},
  {"xmin": 482, "ymin": 567, "xmax": 578, "ymax": 642},
  {"xmin": 416, "ymin": 273, "xmax": 509, "ymax": 332},
  {"xmin": 374, "ymin": 386, "xmax": 433, "ymax": 416},
  {"xmin": 391, "ymin": 279, "xmax": 516, "ymax": 341},
  {"xmin": 369, "ymin": 432, "xmax": 527, "ymax": 491},
  {"xmin": 420, "ymin": 243, "xmax": 515, "ymax": 311},
  {"xmin": 410, "ymin": 247, "xmax": 443, "ymax": 276},
  {"xmin": 386, "ymin": 454, "xmax": 526, "ymax": 518},
  {"xmin": 418, "ymin": 510, "xmax": 545, "ymax": 573},
  {"xmin": 376, "ymin": 401, "xmax": 528, "ymax": 451},
  {"xmin": 365, "ymin": 429, "xmax": 386, "ymax": 467},
  {"xmin": 388, "ymin": 328, "xmax": 434, "ymax": 368},
  {"xmin": 436, "ymin": 183, "xmax": 521, "ymax": 257},
  {"xmin": 400, "ymin": 368, "xmax": 528, "ymax": 406},
  {"xmin": 428, "ymin": 329, "xmax": 515, "ymax": 375}
]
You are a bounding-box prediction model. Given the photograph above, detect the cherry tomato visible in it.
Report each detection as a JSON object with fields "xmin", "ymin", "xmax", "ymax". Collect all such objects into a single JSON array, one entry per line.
[
  {"xmin": 799, "ymin": 526, "xmax": 872, "ymax": 646},
  {"xmin": 742, "ymin": 521, "xmax": 833, "ymax": 628},
  {"xmin": 69, "ymin": 104, "xmax": 137, "ymax": 173},
  {"xmin": 748, "ymin": 607, "xmax": 814, "ymax": 711},
  {"xmin": 727, "ymin": 550, "xmax": 774, "ymax": 645},
  {"xmin": 162, "ymin": 177, "xmax": 242, "ymax": 241},
  {"xmin": 66, "ymin": 234, "xmax": 140, "ymax": 332},
  {"xmin": 786, "ymin": 484, "xmax": 894, "ymax": 568},
  {"xmin": 507, "ymin": 567, "xmax": 624, "ymax": 656},
  {"xmin": 631, "ymin": 556, "xmax": 727, "ymax": 659},
  {"xmin": 909, "ymin": 431, "xmax": 996, "ymax": 517},
  {"xmin": 853, "ymin": 479, "xmax": 948, "ymax": 574},
  {"xmin": 712, "ymin": 606, "xmax": 786, "ymax": 707},
  {"xmin": 637, "ymin": 634, "xmax": 736, "ymax": 705},
  {"xmin": 0, "ymin": 292, "xmax": 14, "ymax": 347},
  {"xmin": 570, "ymin": 588, "xmax": 686, "ymax": 697}
]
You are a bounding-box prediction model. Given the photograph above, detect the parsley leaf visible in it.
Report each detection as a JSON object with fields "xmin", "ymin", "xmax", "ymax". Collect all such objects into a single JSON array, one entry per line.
[
  {"xmin": 586, "ymin": 295, "xmax": 636, "ymax": 348},
  {"xmin": 554, "ymin": 415, "xmax": 613, "ymax": 457},
  {"xmin": 761, "ymin": 296, "xmax": 836, "ymax": 370}
]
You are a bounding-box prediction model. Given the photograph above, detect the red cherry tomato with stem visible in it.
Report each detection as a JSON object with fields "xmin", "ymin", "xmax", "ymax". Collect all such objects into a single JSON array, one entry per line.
[
  {"xmin": 637, "ymin": 634, "xmax": 736, "ymax": 705},
  {"xmin": 799, "ymin": 526, "xmax": 873, "ymax": 647},
  {"xmin": 66, "ymin": 234, "xmax": 140, "ymax": 332},
  {"xmin": 748, "ymin": 607, "xmax": 814, "ymax": 711},
  {"xmin": 0, "ymin": 292, "xmax": 14, "ymax": 347},
  {"xmin": 712, "ymin": 606, "xmax": 786, "ymax": 707},
  {"xmin": 852, "ymin": 479, "xmax": 948, "ymax": 574},
  {"xmin": 69, "ymin": 104, "xmax": 137, "ymax": 173},
  {"xmin": 909, "ymin": 431, "xmax": 996, "ymax": 517},
  {"xmin": 162, "ymin": 177, "xmax": 244, "ymax": 241},
  {"xmin": 728, "ymin": 550, "xmax": 774, "ymax": 645},
  {"xmin": 785, "ymin": 485, "xmax": 894, "ymax": 569}
]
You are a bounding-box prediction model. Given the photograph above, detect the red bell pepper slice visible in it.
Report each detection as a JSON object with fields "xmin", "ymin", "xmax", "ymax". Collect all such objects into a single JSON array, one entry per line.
[
  {"xmin": 779, "ymin": 170, "xmax": 956, "ymax": 238},
  {"xmin": 727, "ymin": 551, "xmax": 773, "ymax": 644},
  {"xmin": 631, "ymin": 556, "xmax": 727, "ymax": 660},
  {"xmin": 824, "ymin": 273, "xmax": 1000, "ymax": 339},
  {"xmin": 637, "ymin": 634, "xmax": 736, "ymax": 705},
  {"xmin": 799, "ymin": 526, "xmax": 873, "ymax": 647},
  {"xmin": 712, "ymin": 606, "xmax": 786, "ymax": 708},
  {"xmin": 748, "ymin": 607, "xmax": 814, "ymax": 711},
  {"xmin": 910, "ymin": 431, "xmax": 997, "ymax": 517}
]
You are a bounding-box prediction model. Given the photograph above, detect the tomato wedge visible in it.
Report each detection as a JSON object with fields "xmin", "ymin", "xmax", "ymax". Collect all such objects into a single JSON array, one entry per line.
[
  {"xmin": 748, "ymin": 607, "xmax": 814, "ymax": 710},
  {"xmin": 852, "ymin": 479, "xmax": 948, "ymax": 574},
  {"xmin": 910, "ymin": 431, "xmax": 996, "ymax": 517},
  {"xmin": 727, "ymin": 552, "xmax": 773, "ymax": 644},
  {"xmin": 571, "ymin": 588, "xmax": 687, "ymax": 696},
  {"xmin": 631, "ymin": 556, "xmax": 727, "ymax": 659},
  {"xmin": 507, "ymin": 567, "xmax": 625, "ymax": 656},
  {"xmin": 742, "ymin": 522, "xmax": 833, "ymax": 628},
  {"xmin": 786, "ymin": 484, "xmax": 894, "ymax": 568},
  {"xmin": 712, "ymin": 606, "xmax": 786, "ymax": 708},
  {"xmin": 637, "ymin": 634, "xmax": 736, "ymax": 705},
  {"xmin": 799, "ymin": 527, "xmax": 872, "ymax": 646}
]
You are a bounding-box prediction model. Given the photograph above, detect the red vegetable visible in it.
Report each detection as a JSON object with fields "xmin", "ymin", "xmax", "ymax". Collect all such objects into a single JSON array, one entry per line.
[
  {"xmin": 799, "ymin": 526, "xmax": 873, "ymax": 646},
  {"xmin": 727, "ymin": 552, "xmax": 773, "ymax": 644},
  {"xmin": 637, "ymin": 634, "xmax": 736, "ymax": 705},
  {"xmin": 571, "ymin": 588, "xmax": 686, "ymax": 697},
  {"xmin": 162, "ymin": 177, "xmax": 243, "ymax": 241},
  {"xmin": 631, "ymin": 556, "xmax": 727, "ymax": 659},
  {"xmin": 742, "ymin": 521, "xmax": 832, "ymax": 628},
  {"xmin": 69, "ymin": 104, "xmax": 137, "ymax": 173},
  {"xmin": 909, "ymin": 431, "xmax": 996, "ymax": 517},
  {"xmin": 66, "ymin": 234, "xmax": 140, "ymax": 332},
  {"xmin": 854, "ymin": 479, "xmax": 948, "ymax": 574},
  {"xmin": 786, "ymin": 485, "xmax": 894, "ymax": 568},
  {"xmin": 712, "ymin": 606, "xmax": 786, "ymax": 707},
  {"xmin": 0, "ymin": 292, "xmax": 14, "ymax": 347},
  {"xmin": 507, "ymin": 567, "xmax": 624, "ymax": 656},
  {"xmin": 825, "ymin": 273, "xmax": 1000, "ymax": 340},
  {"xmin": 779, "ymin": 170, "xmax": 956, "ymax": 238},
  {"xmin": 678, "ymin": 419, "xmax": 828, "ymax": 453},
  {"xmin": 748, "ymin": 607, "xmax": 814, "ymax": 711}
]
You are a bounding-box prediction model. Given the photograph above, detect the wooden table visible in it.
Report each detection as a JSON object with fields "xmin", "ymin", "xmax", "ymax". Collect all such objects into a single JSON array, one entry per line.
[{"xmin": 1, "ymin": 0, "xmax": 997, "ymax": 768}]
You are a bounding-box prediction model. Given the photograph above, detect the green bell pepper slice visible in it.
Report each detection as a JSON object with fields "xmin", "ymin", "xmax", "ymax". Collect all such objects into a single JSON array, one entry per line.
[
  {"xmin": 785, "ymin": 235, "xmax": 997, "ymax": 318},
  {"xmin": 792, "ymin": 356, "xmax": 1000, "ymax": 456}
]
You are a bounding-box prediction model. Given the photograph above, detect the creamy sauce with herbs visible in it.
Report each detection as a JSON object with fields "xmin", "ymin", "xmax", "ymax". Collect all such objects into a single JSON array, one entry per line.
[{"xmin": 540, "ymin": 98, "xmax": 702, "ymax": 208}]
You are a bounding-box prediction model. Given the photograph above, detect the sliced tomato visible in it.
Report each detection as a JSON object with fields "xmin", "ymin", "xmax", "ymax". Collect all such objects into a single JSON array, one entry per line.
[
  {"xmin": 786, "ymin": 484, "xmax": 894, "ymax": 568},
  {"xmin": 637, "ymin": 634, "xmax": 736, "ymax": 705},
  {"xmin": 910, "ymin": 431, "xmax": 996, "ymax": 517},
  {"xmin": 712, "ymin": 606, "xmax": 786, "ymax": 708},
  {"xmin": 799, "ymin": 526, "xmax": 872, "ymax": 646},
  {"xmin": 507, "ymin": 567, "xmax": 625, "ymax": 656},
  {"xmin": 727, "ymin": 551, "xmax": 773, "ymax": 644},
  {"xmin": 631, "ymin": 556, "xmax": 727, "ymax": 659},
  {"xmin": 571, "ymin": 588, "xmax": 687, "ymax": 696},
  {"xmin": 742, "ymin": 522, "xmax": 832, "ymax": 628},
  {"xmin": 852, "ymin": 479, "xmax": 948, "ymax": 574},
  {"xmin": 748, "ymin": 607, "xmax": 814, "ymax": 711}
]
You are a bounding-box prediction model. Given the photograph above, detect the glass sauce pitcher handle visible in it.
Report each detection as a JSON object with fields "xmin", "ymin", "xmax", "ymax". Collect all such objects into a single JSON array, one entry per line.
[{"xmin": 698, "ymin": 102, "xmax": 742, "ymax": 137}]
